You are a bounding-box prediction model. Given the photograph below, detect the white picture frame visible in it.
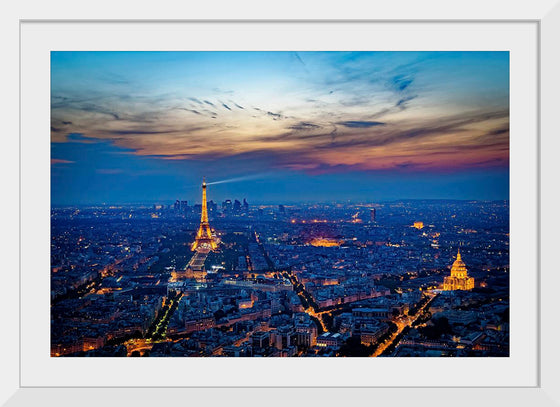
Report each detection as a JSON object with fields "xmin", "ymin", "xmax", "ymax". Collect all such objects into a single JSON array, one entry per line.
[{"xmin": 3, "ymin": 0, "xmax": 559, "ymax": 405}]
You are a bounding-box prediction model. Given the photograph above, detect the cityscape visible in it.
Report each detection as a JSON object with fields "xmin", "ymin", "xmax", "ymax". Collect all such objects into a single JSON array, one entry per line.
[{"xmin": 51, "ymin": 51, "xmax": 509, "ymax": 357}]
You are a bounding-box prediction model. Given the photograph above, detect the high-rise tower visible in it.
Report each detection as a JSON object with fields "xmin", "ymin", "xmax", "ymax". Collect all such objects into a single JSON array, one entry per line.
[{"xmin": 191, "ymin": 178, "xmax": 218, "ymax": 251}]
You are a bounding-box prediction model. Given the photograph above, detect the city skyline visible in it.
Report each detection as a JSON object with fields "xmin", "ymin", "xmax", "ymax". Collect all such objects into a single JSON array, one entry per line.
[
  {"xmin": 51, "ymin": 52, "xmax": 509, "ymax": 359},
  {"xmin": 51, "ymin": 197, "xmax": 510, "ymax": 358},
  {"xmin": 51, "ymin": 51, "xmax": 509, "ymax": 205}
]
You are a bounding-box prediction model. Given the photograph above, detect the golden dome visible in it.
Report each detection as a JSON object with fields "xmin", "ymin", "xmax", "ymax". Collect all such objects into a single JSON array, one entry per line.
[
  {"xmin": 450, "ymin": 249, "xmax": 468, "ymax": 277},
  {"xmin": 443, "ymin": 248, "xmax": 474, "ymax": 290}
]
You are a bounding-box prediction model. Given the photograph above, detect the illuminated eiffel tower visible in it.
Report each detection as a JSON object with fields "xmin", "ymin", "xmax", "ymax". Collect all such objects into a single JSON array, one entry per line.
[{"xmin": 191, "ymin": 178, "xmax": 218, "ymax": 251}]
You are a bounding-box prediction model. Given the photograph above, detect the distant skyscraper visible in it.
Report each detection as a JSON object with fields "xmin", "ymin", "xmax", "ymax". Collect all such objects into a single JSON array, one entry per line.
[
  {"xmin": 208, "ymin": 200, "xmax": 217, "ymax": 213},
  {"xmin": 278, "ymin": 204, "xmax": 285, "ymax": 214},
  {"xmin": 222, "ymin": 199, "xmax": 232, "ymax": 213},
  {"xmin": 243, "ymin": 198, "xmax": 249, "ymax": 213},
  {"xmin": 370, "ymin": 208, "xmax": 376, "ymax": 222},
  {"xmin": 180, "ymin": 200, "xmax": 188, "ymax": 212},
  {"xmin": 233, "ymin": 199, "xmax": 242, "ymax": 213}
]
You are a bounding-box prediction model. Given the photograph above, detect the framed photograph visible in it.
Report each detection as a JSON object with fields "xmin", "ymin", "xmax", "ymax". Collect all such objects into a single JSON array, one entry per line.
[{"xmin": 4, "ymin": 0, "xmax": 559, "ymax": 405}]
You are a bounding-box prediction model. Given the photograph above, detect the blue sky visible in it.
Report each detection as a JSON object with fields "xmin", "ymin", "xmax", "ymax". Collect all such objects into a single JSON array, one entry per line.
[{"xmin": 51, "ymin": 51, "xmax": 509, "ymax": 205}]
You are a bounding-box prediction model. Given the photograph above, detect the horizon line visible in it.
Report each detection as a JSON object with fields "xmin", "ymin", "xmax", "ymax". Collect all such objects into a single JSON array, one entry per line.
[{"xmin": 51, "ymin": 198, "xmax": 510, "ymax": 208}]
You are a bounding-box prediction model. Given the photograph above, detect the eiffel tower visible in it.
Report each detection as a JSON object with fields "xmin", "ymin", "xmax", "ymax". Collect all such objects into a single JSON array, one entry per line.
[{"xmin": 191, "ymin": 178, "xmax": 218, "ymax": 251}]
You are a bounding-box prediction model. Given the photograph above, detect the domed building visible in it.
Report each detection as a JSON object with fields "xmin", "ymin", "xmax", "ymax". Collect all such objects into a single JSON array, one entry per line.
[{"xmin": 443, "ymin": 249, "xmax": 474, "ymax": 291}]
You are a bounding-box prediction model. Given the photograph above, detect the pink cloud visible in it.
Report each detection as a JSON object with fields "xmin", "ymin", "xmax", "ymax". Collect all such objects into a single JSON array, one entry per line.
[{"xmin": 51, "ymin": 159, "xmax": 75, "ymax": 165}]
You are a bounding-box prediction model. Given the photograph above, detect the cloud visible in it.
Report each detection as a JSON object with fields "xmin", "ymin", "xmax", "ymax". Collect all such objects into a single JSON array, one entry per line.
[
  {"xmin": 77, "ymin": 103, "xmax": 121, "ymax": 120},
  {"xmin": 293, "ymin": 52, "xmax": 306, "ymax": 68},
  {"xmin": 319, "ymin": 109, "xmax": 509, "ymax": 150},
  {"xmin": 51, "ymin": 119, "xmax": 75, "ymax": 134},
  {"xmin": 181, "ymin": 108, "xmax": 202, "ymax": 115},
  {"xmin": 253, "ymin": 107, "xmax": 288, "ymax": 120},
  {"xmin": 266, "ymin": 111, "xmax": 285, "ymax": 120},
  {"xmin": 71, "ymin": 102, "xmax": 505, "ymax": 173},
  {"xmin": 50, "ymin": 52, "xmax": 509, "ymax": 176},
  {"xmin": 293, "ymin": 52, "xmax": 310, "ymax": 75},
  {"xmin": 395, "ymin": 95, "xmax": 417, "ymax": 109},
  {"xmin": 337, "ymin": 121, "xmax": 386, "ymax": 128},
  {"xmin": 110, "ymin": 130, "xmax": 178, "ymax": 136},
  {"xmin": 64, "ymin": 133, "xmax": 104, "ymax": 143},
  {"xmin": 390, "ymin": 74, "xmax": 414, "ymax": 92},
  {"xmin": 51, "ymin": 158, "xmax": 75, "ymax": 165},
  {"xmin": 288, "ymin": 122, "xmax": 322, "ymax": 131},
  {"xmin": 484, "ymin": 127, "xmax": 509, "ymax": 137}
]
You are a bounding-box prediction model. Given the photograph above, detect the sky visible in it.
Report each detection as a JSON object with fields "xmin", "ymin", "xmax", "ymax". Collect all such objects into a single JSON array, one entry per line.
[{"xmin": 51, "ymin": 51, "xmax": 509, "ymax": 205}]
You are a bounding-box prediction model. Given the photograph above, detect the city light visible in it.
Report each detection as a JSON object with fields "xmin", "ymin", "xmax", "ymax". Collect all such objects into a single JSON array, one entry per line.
[{"xmin": 50, "ymin": 51, "xmax": 509, "ymax": 359}]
